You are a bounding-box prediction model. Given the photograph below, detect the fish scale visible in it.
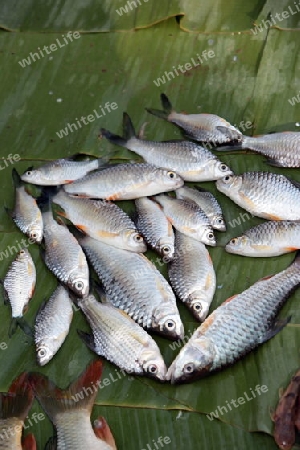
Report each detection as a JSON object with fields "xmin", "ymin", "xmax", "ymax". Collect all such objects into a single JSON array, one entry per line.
[
  {"xmin": 167, "ymin": 254, "xmax": 300, "ymax": 383},
  {"xmin": 80, "ymin": 236, "xmax": 184, "ymax": 340}
]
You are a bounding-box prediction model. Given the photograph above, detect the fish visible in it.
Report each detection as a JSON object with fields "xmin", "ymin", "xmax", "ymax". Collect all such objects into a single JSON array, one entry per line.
[
  {"xmin": 272, "ymin": 369, "xmax": 300, "ymax": 450},
  {"xmin": 3, "ymin": 248, "xmax": 36, "ymax": 336},
  {"xmin": 135, "ymin": 197, "xmax": 174, "ymax": 259},
  {"xmin": 175, "ymin": 186, "xmax": 226, "ymax": 231},
  {"xmin": 7, "ymin": 169, "xmax": 43, "ymax": 244},
  {"xmin": 42, "ymin": 206, "xmax": 89, "ymax": 297},
  {"xmin": 63, "ymin": 163, "xmax": 184, "ymax": 200},
  {"xmin": 52, "ymin": 189, "xmax": 146, "ymax": 252},
  {"xmin": 168, "ymin": 231, "xmax": 216, "ymax": 321},
  {"xmin": 77, "ymin": 295, "xmax": 167, "ymax": 381},
  {"xmin": 219, "ymin": 132, "xmax": 300, "ymax": 168},
  {"xmin": 216, "ymin": 172, "xmax": 300, "ymax": 220},
  {"xmin": 20, "ymin": 156, "xmax": 103, "ymax": 186},
  {"xmin": 146, "ymin": 93, "xmax": 242, "ymax": 144},
  {"xmin": 226, "ymin": 221, "xmax": 300, "ymax": 257},
  {"xmin": 153, "ymin": 195, "xmax": 216, "ymax": 246},
  {"xmin": 29, "ymin": 360, "xmax": 117, "ymax": 449},
  {"xmin": 34, "ymin": 285, "xmax": 73, "ymax": 366},
  {"xmin": 80, "ymin": 235, "xmax": 184, "ymax": 340},
  {"xmin": 100, "ymin": 113, "xmax": 233, "ymax": 181},
  {"xmin": 0, "ymin": 372, "xmax": 36, "ymax": 450},
  {"xmin": 166, "ymin": 252, "xmax": 300, "ymax": 384}
]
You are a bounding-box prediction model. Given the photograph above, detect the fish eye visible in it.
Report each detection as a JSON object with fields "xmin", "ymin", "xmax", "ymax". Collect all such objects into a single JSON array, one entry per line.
[
  {"xmin": 223, "ymin": 175, "xmax": 232, "ymax": 183},
  {"xmin": 30, "ymin": 232, "xmax": 38, "ymax": 239},
  {"xmin": 26, "ymin": 170, "xmax": 33, "ymax": 176},
  {"xmin": 134, "ymin": 234, "xmax": 143, "ymax": 242},
  {"xmin": 217, "ymin": 218, "xmax": 224, "ymax": 224},
  {"xmin": 148, "ymin": 364, "xmax": 158, "ymax": 374},
  {"xmin": 184, "ymin": 363, "xmax": 194, "ymax": 373},
  {"xmin": 220, "ymin": 163, "xmax": 228, "ymax": 171},
  {"xmin": 38, "ymin": 347, "xmax": 47, "ymax": 358},
  {"xmin": 75, "ymin": 280, "xmax": 84, "ymax": 290},
  {"xmin": 230, "ymin": 238, "xmax": 237, "ymax": 245},
  {"xmin": 163, "ymin": 246, "xmax": 170, "ymax": 253},
  {"xmin": 193, "ymin": 302, "xmax": 202, "ymax": 312},
  {"xmin": 207, "ymin": 231, "xmax": 214, "ymax": 240},
  {"xmin": 165, "ymin": 319, "xmax": 175, "ymax": 330},
  {"xmin": 19, "ymin": 250, "xmax": 26, "ymax": 255},
  {"xmin": 167, "ymin": 171, "xmax": 176, "ymax": 179}
]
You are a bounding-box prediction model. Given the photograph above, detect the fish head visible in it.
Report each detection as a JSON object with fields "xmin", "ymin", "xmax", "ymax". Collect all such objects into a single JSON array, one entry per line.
[
  {"xmin": 211, "ymin": 214, "xmax": 226, "ymax": 231},
  {"xmin": 225, "ymin": 235, "xmax": 252, "ymax": 255},
  {"xmin": 166, "ymin": 337, "xmax": 215, "ymax": 384},
  {"xmin": 140, "ymin": 349, "xmax": 167, "ymax": 381},
  {"xmin": 21, "ymin": 167, "xmax": 44, "ymax": 184},
  {"xmin": 198, "ymin": 226, "xmax": 216, "ymax": 246},
  {"xmin": 206, "ymin": 160, "xmax": 233, "ymax": 180},
  {"xmin": 187, "ymin": 292, "xmax": 211, "ymax": 322},
  {"xmin": 122, "ymin": 229, "xmax": 147, "ymax": 252},
  {"xmin": 153, "ymin": 307, "xmax": 184, "ymax": 340},
  {"xmin": 36, "ymin": 342, "xmax": 55, "ymax": 366},
  {"xmin": 157, "ymin": 237, "xmax": 175, "ymax": 261},
  {"xmin": 68, "ymin": 271, "xmax": 89, "ymax": 298},
  {"xmin": 28, "ymin": 225, "xmax": 43, "ymax": 244},
  {"xmin": 155, "ymin": 168, "xmax": 184, "ymax": 190},
  {"xmin": 216, "ymin": 174, "xmax": 241, "ymax": 194}
]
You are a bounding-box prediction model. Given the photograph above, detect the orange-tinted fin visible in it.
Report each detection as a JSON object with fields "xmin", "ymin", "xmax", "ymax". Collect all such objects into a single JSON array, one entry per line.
[
  {"xmin": 284, "ymin": 247, "xmax": 299, "ymax": 253},
  {"xmin": 0, "ymin": 372, "xmax": 34, "ymax": 421},
  {"xmin": 94, "ymin": 416, "xmax": 117, "ymax": 449},
  {"xmin": 264, "ymin": 214, "xmax": 282, "ymax": 221},
  {"xmin": 28, "ymin": 360, "xmax": 104, "ymax": 422},
  {"xmin": 64, "ymin": 180, "xmax": 74, "ymax": 184},
  {"xmin": 22, "ymin": 434, "xmax": 37, "ymax": 450},
  {"xmin": 76, "ymin": 224, "xmax": 88, "ymax": 233},
  {"xmin": 56, "ymin": 210, "xmax": 67, "ymax": 218}
]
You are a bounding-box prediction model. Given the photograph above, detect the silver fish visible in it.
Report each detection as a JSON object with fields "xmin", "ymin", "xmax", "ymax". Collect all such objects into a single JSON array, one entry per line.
[
  {"xmin": 135, "ymin": 197, "xmax": 174, "ymax": 259},
  {"xmin": 34, "ymin": 285, "xmax": 73, "ymax": 366},
  {"xmin": 101, "ymin": 113, "xmax": 233, "ymax": 181},
  {"xmin": 42, "ymin": 209, "xmax": 89, "ymax": 297},
  {"xmin": 216, "ymin": 172, "xmax": 300, "ymax": 220},
  {"xmin": 166, "ymin": 253, "xmax": 300, "ymax": 384},
  {"xmin": 80, "ymin": 235, "xmax": 184, "ymax": 340},
  {"xmin": 168, "ymin": 232, "xmax": 216, "ymax": 321},
  {"xmin": 8, "ymin": 169, "xmax": 43, "ymax": 243},
  {"xmin": 64, "ymin": 163, "xmax": 184, "ymax": 200},
  {"xmin": 78, "ymin": 295, "xmax": 167, "ymax": 381},
  {"xmin": 176, "ymin": 186, "xmax": 226, "ymax": 231},
  {"xmin": 226, "ymin": 221, "xmax": 300, "ymax": 257},
  {"xmin": 53, "ymin": 189, "xmax": 146, "ymax": 252},
  {"xmin": 153, "ymin": 195, "xmax": 216, "ymax": 246},
  {"xmin": 3, "ymin": 249, "xmax": 36, "ymax": 336},
  {"xmin": 146, "ymin": 93, "xmax": 242, "ymax": 144},
  {"xmin": 20, "ymin": 157, "xmax": 102, "ymax": 185}
]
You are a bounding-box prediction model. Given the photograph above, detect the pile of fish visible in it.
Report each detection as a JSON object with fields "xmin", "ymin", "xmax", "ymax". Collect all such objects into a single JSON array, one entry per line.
[{"xmin": 2, "ymin": 93, "xmax": 300, "ymax": 392}]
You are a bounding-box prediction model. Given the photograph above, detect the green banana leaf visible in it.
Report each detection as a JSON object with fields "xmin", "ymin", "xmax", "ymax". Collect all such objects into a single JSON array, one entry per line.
[{"xmin": 0, "ymin": 1, "xmax": 300, "ymax": 449}]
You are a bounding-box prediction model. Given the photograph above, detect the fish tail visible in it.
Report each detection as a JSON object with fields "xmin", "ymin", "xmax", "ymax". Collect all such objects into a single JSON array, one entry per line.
[
  {"xmin": 0, "ymin": 372, "xmax": 34, "ymax": 421},
  {"xmin": 146, "ymin": 93, "xmax": 174, "ymax": 120},
  {"xmin": 9, "ymin": 317, "xmax": 33, "ymax": 338},
  {"xmin": 94, "ymin": 416, "xmax": 117, "ymax": 449},
  {"xmin": 100, "ymin": 128, "xmax": 128, "ymax": 148},
  {"xmin": 37, "ymin": 187, "xmax": 58, "ymax": 211},
  {"xmin": 22, "ymin": 434, "xmax": 37, "ymax": 450},
  {"xmin": 28, "ymin": 360, "xmax": 104, "ymax": 423}
]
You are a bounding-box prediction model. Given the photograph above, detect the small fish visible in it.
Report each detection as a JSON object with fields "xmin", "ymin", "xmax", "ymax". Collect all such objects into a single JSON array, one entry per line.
[
  {"xmin": 221, "ymin": 132, "xmax": 300, "ymax": 168},
  {"xmin": 52, "ymin": 189, "xmax": 146, "ymax": 252},
  {"xmin": 29, "ymin": 360, "xmax": 117, "ymax": 449},
  {"xmin": 80, "ymin": 236, "xmax": 183, "ymax": 340},
  {"xmin": 3, "ymin": 249, "xmax": 36, "ymax": 336},
  {"xmin": 64, "ymin": 163, "xmax": 183, "ymax": 200},
  {"xmin": 168, "ymin": 232, "xmax": 216, "ymax": 321},
  {"xmin": 153, "ymin": 195, "xmax": 216, "ymax": 246},
  {"xmin": 176, "ymin": 186, "xmax": 226, "ymax": 231},
  {"xmin": 146, "ymin": 93, "xmax": 242, "ymax": 144},
  {"xmin": 42, "ymin": 207, "xmax": 89, "ymax": 297},
  {"xmin": 216, "ymin": 172, "xmax": 300, "ymax": 220},
  {"xmin": 226, "ymin": 221, "xmax": 300, "ymax": 257},
  {"xmin": 7, "ymin": 169, "xmax": 43, "ymax": 243},
  {"xmin": 0, "ymin": 372, "xmax": 36, "ymax": 450},
  {"xmin": 166, "ymin": 253, "xmax": 300, "ymax": 384},
  {"xmin": 101, "ymin": 113, "xmax": 233, "ymax": 181},
  {"xmin": 20, "ymin": 156, "xmax": 103, "ymax": 185},
  {"xmin": 77, "ymin": 295, "xmax": 167, "ymax": 381},
  {"xmin": 273, "ymin": 369, "xmax": 300, "ymax": 450},
  {"xmin": 34, "ymin": 285, "xmax": 73, "ymax": 366},
  {"xmin": 135, "ymin": 197, "xmax": 174, "ymax": 259}
]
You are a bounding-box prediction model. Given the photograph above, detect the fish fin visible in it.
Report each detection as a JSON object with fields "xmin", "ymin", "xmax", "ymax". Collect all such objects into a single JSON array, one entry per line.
[
  {"xmin": 77, "ymin": 329, "xmax": 98, "ymax": 353},
  {"xmin": 76, "ymin": 224, "xmax": 88, "ymax": 233},
  {"xmin": 37, "ymin": 187, "xmax": 57, "ymax": 211},
  {"xmin": 138, "ymin": 121, "xmax": 148, "ymax": 139},
  {"xmin": 29, "ymin": 360, "xmax": 103, "ymax": 421},
  {"xmin": 214, "ymin": 143, "xmax": 244, "ymax": 151},
  {"xmin": 123, "ymin": 112, "xmax": 136, "ymax": 140},
  {"xmin": 93, "ymin": 416, "xmax": 117, "ymax": 448},
  {"xmin": 100, "ymin": 128, "xmax": 127, "ymax": 148},
  {"xmin": 9, "ymin": 317, "xmax": 33, "ymax": 338},
  {"xmin": 56, "ymin": 209, "xmax": 67, "ymax": 218},
  {"xmin": 258, "ymin": 317, "xmax": 291, "ymax": 344},
  {"xmin": 44, "ymin": 436, "xmax": 57, "ymax": 450},
  {"xmin": 22, "ymin": 434, "xmax": 37, "ymax": 450},
  {"xmin": 264, "ymin": 214, "xmax": 282, "ymax": 221},
  {"xmin": 287, "ymin": 177, "xmax": 300, "ymax": 190},
  {"xmin": 145, "ymin": 93, "xmax": 173, "ymax": 120},
  {"xmin": 0, "ymin": 372, "xmax": 34, "ymax": 421},
  {"xmin": 265, "ymin": 158, "xmax": 286, "ymax": 168},
  {"xmin": 12, "ymin": 168, "xmax": 22, "ymax": 187},
  {"xmin": 215, "ymin": 126, "xmax": 242, "ymax": 142},
  {"xmin": 284, "ymin": 247, "xmax": 299, "ymax": 253}
]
